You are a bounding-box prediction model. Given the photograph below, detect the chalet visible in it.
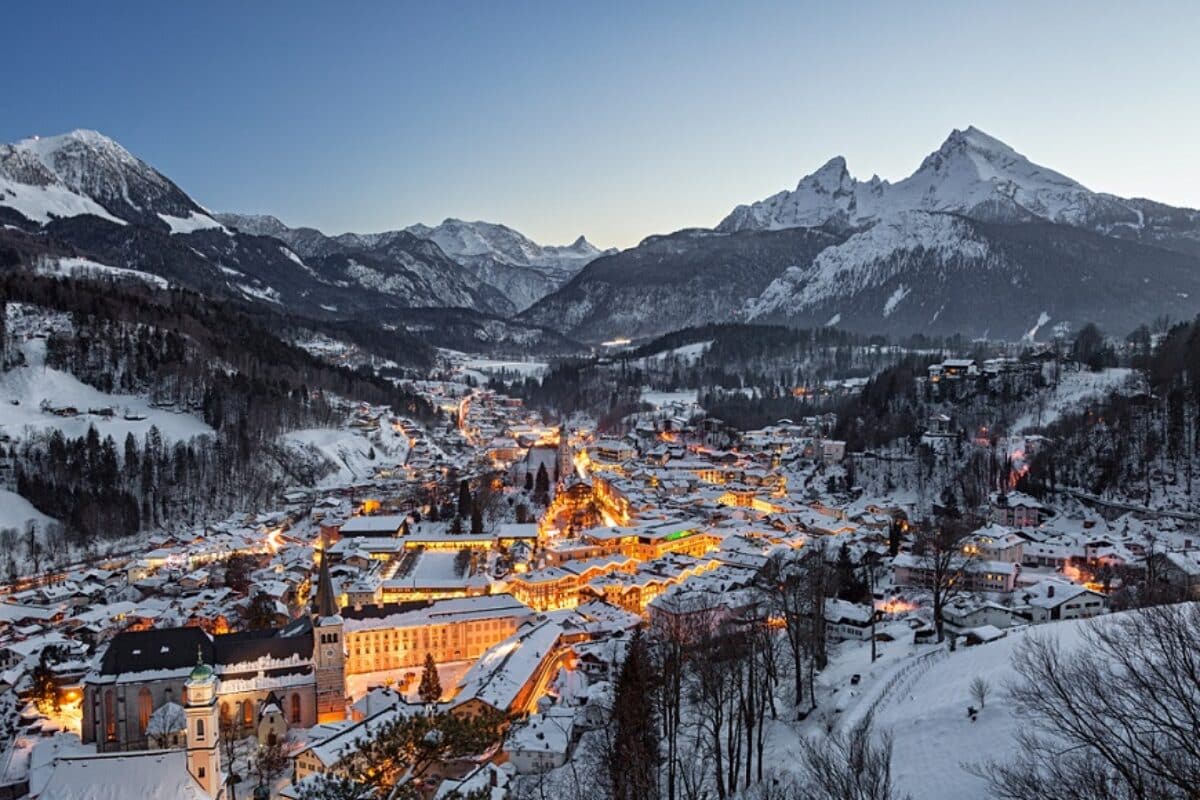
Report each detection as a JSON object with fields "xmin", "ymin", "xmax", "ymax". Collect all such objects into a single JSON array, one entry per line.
[
  {"xmin": 1016, "ymin": 579, "xmax": 1107, "ymax": 623},
  {"xmin": 506, "ymin": 705, "xmax": 575, "ymax": 773},
  {"xmin": 991, "ymin": 492, "xmax": 1049, "ymax": 528}
]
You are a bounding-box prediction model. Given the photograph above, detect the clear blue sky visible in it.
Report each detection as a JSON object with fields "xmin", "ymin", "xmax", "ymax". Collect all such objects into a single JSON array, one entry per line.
[{"xmin": 6, "ymin": 1, "xmax": 1198, "ymax": 248}]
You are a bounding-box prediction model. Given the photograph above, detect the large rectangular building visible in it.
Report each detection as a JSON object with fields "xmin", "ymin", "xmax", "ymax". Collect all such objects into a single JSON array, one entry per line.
[{"xmin": 342, "ymin": 594, "xmax": 533, "ymax": 675}]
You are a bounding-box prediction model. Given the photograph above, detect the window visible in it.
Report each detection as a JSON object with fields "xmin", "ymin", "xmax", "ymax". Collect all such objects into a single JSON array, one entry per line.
[
  {"xmin": 196, "ymin": 718, "xmax": 205, "ymax": 739},
  {"xmin": 104, "ymin": 690, "xmax": 117, "ymax": 742},
  {"xmin": 242, "ymin": 700, "xmax": 253, "ymax": 726},
  {"xmin": 220, "ymin": 702, "xmax": 230, "ymax": 724},
  {"xmin": 198, "ymin": 766, "xmax": 206, "ymax": 779},
  {"xmin": 291, "ymin": 693, "xmax": 302, "ymax": 724},
  {"xmin": 138, "ymin": 688, "xmax": 153, "ymax": 735}
]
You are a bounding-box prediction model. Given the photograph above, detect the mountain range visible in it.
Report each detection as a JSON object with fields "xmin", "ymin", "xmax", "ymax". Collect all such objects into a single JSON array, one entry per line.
[
  {"xmin": 0, "ymin": 129, "xmax": 604, "ymax": 352},
  {"xmin": 3, "ymin": 126, "xmax": 1200, "ymax": 348},
  {"xmin": 526, "ymin": 126, "xmax": 1200, "ymax": 341}
]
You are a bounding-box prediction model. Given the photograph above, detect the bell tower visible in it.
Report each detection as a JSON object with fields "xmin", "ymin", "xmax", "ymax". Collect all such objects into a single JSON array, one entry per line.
[
  {"xmin": 184, "ymin": 649, "xmax": 221, "ymax": 798},
  {"xmin": 313, "ymin": 553, "xmax": 346, "ymax": 722},
  {"xmin": 555, "ymin": 423, "xmax": 572, "ymax": 487}
]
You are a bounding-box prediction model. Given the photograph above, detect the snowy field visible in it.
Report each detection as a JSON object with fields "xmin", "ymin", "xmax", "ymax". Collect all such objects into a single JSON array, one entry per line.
[
  {"xmin": 0, "ymin": 489, "xmax": 54, "ymax": 533},
  {"xmin": 344, "ymin": 659, "xmax": 473, "ymax": 704},
  {"xmin": 0, "ymin": 340, "xmax": 213, "ymax": 443},
  {"xmin": 636, "ymin": 340, "xmax": 713, "ymax": 366},
  {"xmin": 640, "ymin": 389, "xmax": 700, "ymax": 412}
]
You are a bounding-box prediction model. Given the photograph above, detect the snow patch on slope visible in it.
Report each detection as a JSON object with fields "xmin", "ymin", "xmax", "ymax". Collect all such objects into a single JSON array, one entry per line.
[
  {"xmin": 0, "ymin": 174, "xmax": 127, "ymax": 226},
  {"xmin": 157, "ymin": 211, "xmax": 228, "ymax": 235},
  {"xmin": 882, "ymin": 285, "xmax": 911, "ymax": 317},
  {"xmin": 34, "ymin": 256, "xmax": 170, "ymax": 289}
]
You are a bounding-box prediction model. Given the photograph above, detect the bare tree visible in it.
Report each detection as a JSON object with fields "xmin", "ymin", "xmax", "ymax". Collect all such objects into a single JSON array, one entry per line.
[
  {"xmin": 975, "ymin": 604, "xmax": 1200, "ymax": 799},
  {"xmin": 793, "ymin": 716, "xmax": 910, "ymax": 800},
  {"xmin": 968, "ymin": 676, "xmax": 990, "ymax": 709},
  {"xmin": 758, "ymin": 545, "xmax": 828, "ymax": 710},
  {"xmin": 910, "ymin": 516, "xmax": 979, "ymax": 642}
]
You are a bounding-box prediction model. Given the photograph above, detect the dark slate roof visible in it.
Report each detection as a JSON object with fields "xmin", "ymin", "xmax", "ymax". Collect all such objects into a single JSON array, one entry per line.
[
  {"xmin": 213, "ymin": 626, "xmax": 313, "ymax": 667},
  {"xmin": 98, "ymin": 622, "xmax": 313, "ymax": 676},
  {"xmin": 99, "ymin": 627, "xmax": 211, "ymax": 675},
  {"xmin": 342, "ymin": 599, "xmax": 431, "ymax": 621},
  {"xmin": 316, "ymin": 553, "xmax": 338, "ymax": 618}
]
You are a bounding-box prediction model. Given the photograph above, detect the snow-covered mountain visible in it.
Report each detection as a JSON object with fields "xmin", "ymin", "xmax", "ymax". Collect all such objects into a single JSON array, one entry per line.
[
  {"xmin": 524, "ymin": 127, "xmax": 1200, "ymax": 342},
  {"xmin": 405, "ymin": 219, "xmax": 611, "ymax": 312},
  {"xmin": 0, "ymin": 131, "xmax": 585, "ymax": 353},
  {"xmin": 0, "ymin": 129, "xmax": 226, "ymax": 233},
  {"xmin": 719, "ymin": 126, "xmax": 1200, "ymax": 255},
  {"xmin": 405, "ymin": 218, "xmax": 609, "ymax": 273},
  {"xmin": 216, "ymin": 214, "xmax": 610, "ymax": 312}
]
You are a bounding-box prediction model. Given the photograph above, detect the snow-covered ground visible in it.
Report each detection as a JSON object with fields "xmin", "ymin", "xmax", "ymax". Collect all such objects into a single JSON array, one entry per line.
[
  {"xmin": 32, "ymin": 256, "xmax": 170, "ymax": 289},
  {"xmin": 0, "ymin": 489, "xmax": 54, "ymax": 533},
  {"xmin": 344, "ymin": 659, "xmax": 473, "ymax": 704},
  {"xmin": 408, "ymin": 550, "xmax": 466, "ymax": 584},
  {"xmin": 439, "ymin": 350, "xmax": 550, "ymax": 384},
  {"xmin": 640, "ymin": 389, "xmax": 700, "ymax": 412},
  {"xmin": 733, "ymin": 614, "xmax": 1107, "ymax": 800},
  {"xmin": 0, "ymin": 340, "xmax": 213, "ymax": 443},
  {"xmin": 636, "ymin": 340, "xmax": 713, "ymax": 366},
  {"xmin": 1012, "ymin": 367, "xmax": 1136, "ymax": 433},
  {"xmin": 279, "ymin": 422, "xmax": 410, "ymax": 487}
]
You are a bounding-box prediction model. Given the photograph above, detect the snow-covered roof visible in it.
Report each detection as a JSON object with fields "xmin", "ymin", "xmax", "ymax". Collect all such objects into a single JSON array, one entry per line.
[{"xmin": 39, "ymin": 749, "xmax": 210, "ymax": 800}]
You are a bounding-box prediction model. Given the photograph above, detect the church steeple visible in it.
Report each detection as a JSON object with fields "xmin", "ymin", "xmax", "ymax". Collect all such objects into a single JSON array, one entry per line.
[
  {"xmin": 312, "ymin": 552, "xmax": 345, "ymax": 722},
  {"xmin": 315, "ymin": 552, "xmax": 338, "ymax": 619},
  {"xmin": 555, "ymin": 423, "xmax": 572, "ymax": 486}
]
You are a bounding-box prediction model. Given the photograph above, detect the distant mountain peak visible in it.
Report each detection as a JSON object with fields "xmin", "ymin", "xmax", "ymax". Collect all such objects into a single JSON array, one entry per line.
[
  {"xmin": 1, "ymin": 128, "xmax": 205, "ymax": 228},
  {"xmin": 718, "ymin": 126, "xmax": 1124, "ymax": 233}
]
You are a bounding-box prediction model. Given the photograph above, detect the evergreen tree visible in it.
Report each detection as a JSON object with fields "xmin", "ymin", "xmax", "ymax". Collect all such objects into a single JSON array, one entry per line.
[
  {"xmin": 457, "ymin": 479, "xmax": 472, "ymax": 518},
  {"xmin": 608, "ymin": 630, "xmax": 660, "ymax": 800},
  {"xmin": 534, "ymin": 463, "xmax": 550, "ymax": 500},
  {"xmin": 470, "ymin": 501, "xmax": 484, "ymax": 534},
  {"xmin": 244, "ymin": 591, "xmax": 277, "ymax": 630},
  {"xmin": 418, "ymin": 653, "xmax": 442, "ymax": 704}
]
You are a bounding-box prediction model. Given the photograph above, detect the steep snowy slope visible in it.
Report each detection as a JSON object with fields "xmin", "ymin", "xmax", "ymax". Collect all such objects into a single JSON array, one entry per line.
[{"xmin": 0, "ymin": 130, "xmax": 223, "ymax": 232}]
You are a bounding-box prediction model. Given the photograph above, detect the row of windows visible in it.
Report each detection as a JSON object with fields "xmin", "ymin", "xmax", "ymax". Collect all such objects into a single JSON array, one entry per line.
[{"xmin": 101, "ymin": 689, "xmax": 305, "ymax": 742}]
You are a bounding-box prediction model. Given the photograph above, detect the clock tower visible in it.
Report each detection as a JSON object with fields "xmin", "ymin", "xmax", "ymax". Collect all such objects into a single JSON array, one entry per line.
[{"xmin": 312, "ymin": 553, "xmax": 346, "ymax": 722}]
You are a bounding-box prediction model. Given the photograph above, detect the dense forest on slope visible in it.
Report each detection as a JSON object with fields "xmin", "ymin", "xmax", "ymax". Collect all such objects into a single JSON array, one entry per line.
[
  {"xmin": 1021, "ymin": 319, "xmax": 1200, "ymax": 508},
  {"xmin": 0, "ymin": 273, "xmax": 438, "ymax": 547}
]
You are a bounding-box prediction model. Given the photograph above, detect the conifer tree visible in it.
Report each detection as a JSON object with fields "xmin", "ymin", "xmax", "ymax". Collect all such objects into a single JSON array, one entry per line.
[
  {"xmin": 609, "ymin": 630, "xmax": 660, "ymax": 800},
  {"xmin": 418, "ymin": 653, "xmax": 442, "ymax": 704}
]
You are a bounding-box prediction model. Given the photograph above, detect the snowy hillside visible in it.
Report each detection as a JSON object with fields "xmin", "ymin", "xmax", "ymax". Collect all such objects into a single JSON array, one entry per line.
[
  {"xmin": 0, "ymin": 129, "xmax": 211, "ymax": 230},
  {"xmin": 279, "ymin": 422, "xmax": 410, "ymax": 487},
  {"xmin": 872, "ymin": 619, "xmax": 1092, "ymax": 799},
  {"xmin": 0, "ymin": 488, "xmax": 55, "ymax": 534},
  {"xmin": 0, "ymin": 340, "xmax": 213, "ymax": 443}
]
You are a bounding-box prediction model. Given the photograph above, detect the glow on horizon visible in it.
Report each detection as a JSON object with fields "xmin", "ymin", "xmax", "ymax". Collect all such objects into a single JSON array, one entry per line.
[{"xmin": 3, "ymin": 1, "xmax": 1198, "ymax": 250}]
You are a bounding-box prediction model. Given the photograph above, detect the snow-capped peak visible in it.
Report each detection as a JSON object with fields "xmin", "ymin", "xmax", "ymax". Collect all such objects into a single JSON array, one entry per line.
[
  {"xmin": 404, "ymin": 218, "xmax": 611, "ymax": 272},
  {"xmin": 1, "ymin": 129, "xmax": 206, "ymax": 228},
  {"xmin": 717, "ymin": 126, "xmax": 1135, "ymax": 232},
  {"xmin": 801, "ymin": 156, "xmax": 854, "ymax": 194}
]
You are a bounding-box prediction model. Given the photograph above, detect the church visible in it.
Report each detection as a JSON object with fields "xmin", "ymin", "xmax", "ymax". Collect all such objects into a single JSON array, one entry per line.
[{"xmin": 82, "ymin": 555, "xmax": 347, "ymax": 753}]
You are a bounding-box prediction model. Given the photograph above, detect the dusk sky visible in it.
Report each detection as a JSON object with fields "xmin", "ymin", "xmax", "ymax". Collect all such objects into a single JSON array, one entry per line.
[{"xmin": 7, "ymin": 1, "xmax": 1198, "ymax": 249}]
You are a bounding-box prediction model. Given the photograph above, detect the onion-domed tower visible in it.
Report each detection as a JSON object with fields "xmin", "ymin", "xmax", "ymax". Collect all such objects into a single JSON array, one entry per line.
[{"xmin": 184, "ymin": 649, "xmax": 221, "ymax": 797}]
